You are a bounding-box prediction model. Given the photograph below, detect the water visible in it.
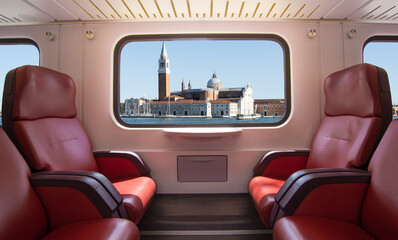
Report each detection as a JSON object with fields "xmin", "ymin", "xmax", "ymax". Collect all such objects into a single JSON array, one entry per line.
[
  {"xmin": 121, "ymin": 116, "xmax": 283, "ymax": 125},
  {"xmin": 0, "ymin": 116, "xmax": 396, "ymax": 126}
]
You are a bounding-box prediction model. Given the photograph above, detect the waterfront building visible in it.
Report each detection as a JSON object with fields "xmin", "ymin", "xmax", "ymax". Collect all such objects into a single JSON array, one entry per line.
[
  {"xmin": 151, "ymin": 100, "xmax": 212, "ymax": 117},
  {"xmin": 133, "ymin": 42, "xmax": 255, "ymax": 118},
  {"xmin": 254, "ymin": 99, "xmax": 285, "ymax": 117},
  {"xmin": 124, "ymin": 98, "xmax": 151, "ymax": 116}
]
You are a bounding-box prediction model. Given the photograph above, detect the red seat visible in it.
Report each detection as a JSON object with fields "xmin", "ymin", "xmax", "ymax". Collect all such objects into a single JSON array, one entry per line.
[
  {"xmin": 273, "ymin": 119, "xmax": 398, "ymax": 239},
  {"xmin": 0, "ymin": 128, "xmax": 140, "ymax": 240},
  {"xmin": 2, "ymin": 65, "xmax": 156, "ymax": 224},
  {"xmin": 249, "ymin": 63, "xmax": 392, "ymax": 227}
]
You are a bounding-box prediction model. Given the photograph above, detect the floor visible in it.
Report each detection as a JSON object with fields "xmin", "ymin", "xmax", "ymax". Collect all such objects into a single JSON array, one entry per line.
[{"xmin": 138, "ymin": 194, "xmax": 272, "ymax": 240}]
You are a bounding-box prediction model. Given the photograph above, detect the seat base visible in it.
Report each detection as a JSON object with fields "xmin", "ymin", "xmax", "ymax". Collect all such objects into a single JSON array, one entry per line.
[
  {"xmin": 42, "ymin": 218, "xmax": 139, "ymax": 240},
  {"xmin": 273, "ymin": 216, "xmax": 374, "ymax": 240}
]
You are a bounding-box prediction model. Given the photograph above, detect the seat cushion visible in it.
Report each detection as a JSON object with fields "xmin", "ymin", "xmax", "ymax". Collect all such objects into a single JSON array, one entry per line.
[
  {"xmin": 306, "ymin": 116, "xmax": 380, "ymax": 169},
  {"xmin": 113, "ymin": 176, "xmax": 157, "ymax": 223},
  {"xmin": 248, "ymin": 176, "xmax": 285, "ymax": 227},
  {"xmin": 273, "ymin": 216, "xmax": 374, "ymax": 240},
  {"xmin": 42, "ymin": 218, "xmax": 139, "ymax": 240}
]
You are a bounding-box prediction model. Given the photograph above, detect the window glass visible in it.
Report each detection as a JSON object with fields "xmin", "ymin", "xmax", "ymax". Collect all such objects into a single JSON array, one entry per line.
[
  {"xmin": 363, "ymin": 38, "xmax": 398, "ymax": 119},
  {"xmin": 115, "ymin": 35, "xmax": 290, "ymax": 127},
  {"xmin": 0, "ymin": 39, "xmax": 40, "ymax": 125}
]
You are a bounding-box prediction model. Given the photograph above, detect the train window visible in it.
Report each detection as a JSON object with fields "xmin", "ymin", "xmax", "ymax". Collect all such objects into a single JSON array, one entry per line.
[
  {"xmin": 114, "ymin": 34, "xmax": 290, "ymax": 127},
  {"xmin": 0, "ymin": 39, "xmax": 40, "ymax": 125},
  {"xmin": 363, "ymin": 36, "xmax": 398, "ymax": 119}
]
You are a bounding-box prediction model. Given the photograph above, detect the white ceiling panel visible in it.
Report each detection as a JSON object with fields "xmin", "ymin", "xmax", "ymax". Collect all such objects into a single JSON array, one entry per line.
[
  {"xmin": 26, "ymin": 0, "xmax": 78, "ymax": 21},
  {"xmin": 2, "ymin": 0, "xmax": 398, "ymax": 25},
  {"xmin": 348, "ymin": 0, "xmax": 398, "ymax": 21},
  {"xmin": 322, "ymin": 0, "xmax": 371, "ymax": 19},
  {"xmin": 0, "ymin": 0, "xmax": 53, "ymax": 24}
]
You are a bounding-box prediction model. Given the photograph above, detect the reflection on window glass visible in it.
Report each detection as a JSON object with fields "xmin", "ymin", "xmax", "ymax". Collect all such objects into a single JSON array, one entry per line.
[
  {"xmin": 118, "ymin": 38, "xmax": 288, "ymax": 126},
  {"xmin": 0, "ymin": 42, "xmax": 40, "ymax": 124},
  {"xmin": 364, "ymin": 41, "xmax": 398, "ymax": 119}
]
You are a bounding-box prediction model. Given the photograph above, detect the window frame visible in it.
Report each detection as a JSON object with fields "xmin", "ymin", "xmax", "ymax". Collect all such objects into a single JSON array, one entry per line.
[{"xmin": 113, "ymin": 34, "xmax": 291, "ymax": 128}]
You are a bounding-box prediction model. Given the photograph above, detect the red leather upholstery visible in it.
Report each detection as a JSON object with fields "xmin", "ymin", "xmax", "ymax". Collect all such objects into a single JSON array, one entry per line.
[
  {"xmin": 42, "ymin": 219, "xmax": 140, "ymax": 240},
  {"xmin": 14, "ymin": 118, "xmax": 98, "ymax": 171},
  {"xmin": 249, "ymin": 63, "xmax": 392, "ymax": 227},
  {"xmin": 273, "ymin": 120, "xmax": 398, "ymax": 239},
  {"xmin": 10, "ymin": 65, "xmax": 77, "ymax": 120},
  {"xmin": 0, "ymin": 128, "xmax": 139, "ymax": 240},
  {"xmin": 306, "ymin": 116, "xmax": 380, "ymax": 169},
  {"xmin": 2, "ymin": 65, "xmax": 156, "ymax": 224},
  {"xmin": 0, "ymin": 128, "xmax": 47, "ymax": 240},
  {"xmin": 361, "ymin": 119, "xmax": 398, "ymax": 239},
  {"xmin": 114, "ymin": 177, "xmax": 157, "ymax": 223},
  {"xmin": 274, "ymin": 216, "xmax": 374, "ymax": 240}
]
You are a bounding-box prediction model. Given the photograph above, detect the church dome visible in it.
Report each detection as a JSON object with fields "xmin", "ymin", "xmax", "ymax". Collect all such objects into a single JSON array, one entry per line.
[{"xmin": 207, "ymin": 72, "xmax": 222, "ymax": 89}]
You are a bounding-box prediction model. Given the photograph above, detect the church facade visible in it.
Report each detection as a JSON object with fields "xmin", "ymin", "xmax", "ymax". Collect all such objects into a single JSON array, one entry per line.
[{"xmin": 150, "ymin": 42, "xmax": 254, "ymax": 118}]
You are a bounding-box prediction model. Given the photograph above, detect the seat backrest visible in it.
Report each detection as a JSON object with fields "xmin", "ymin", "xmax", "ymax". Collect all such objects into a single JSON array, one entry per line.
[
  {"xmin": 306, "ymin": 63, "xmax": 391, "ymax": 169},
  {"xmin": 361, "ymin": 119, "xmax": 398, "ymax": 238},
  {"xmin": 2, "ymin": 65, "xmax": 98, "ymax": 172},
  {"xmin": 0, "ymin": 128, "xmax": 48, "ymax": 240}
]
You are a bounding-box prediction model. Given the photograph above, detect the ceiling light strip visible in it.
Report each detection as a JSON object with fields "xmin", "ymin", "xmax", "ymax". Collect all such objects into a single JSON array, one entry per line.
[
  {"xmin": 170, "ymin": 0, "xmax": 178, "ymax": 18},
  {"xmin": 0, "ymin": 14, "xmax": 14, "ymax": 22},
  {"xmin": 374, "ymin": 6, "xmax": 396, "ymax": 20},
  {"xmin": 267, "ymin": 3, "xmax": 276, "ymax": 18},
  {"xmin": 239, "ymin": 1, "xmax": 245, "ymax": 17},
  {"xmin": 122, "ymin": 0, "xmax": 136, "ymax": 18},
  {"xmin": 387, "ymin": 12, "xmax": 398, "ymax": 20},
  {"xmin": 280, "ymin": 3, "xmax": 291, "ymax": 18},
  {"xmin": 294, "ymin": 4, "xmax": 306, "ymax": 18},
  {"xmin": 210, "ymin": 0, "xmax": 213, "ymax": 17},
  {"xmin": 361, "ymin": 6, "xmax": 381, "ymax": 19},
  {"xmin": 73, "ymin": 0, "xmax": 94, "ymax": 19},
  {"xmin": 137, "ymin": 0, "xmax": 150, "ymax": 18},
  {"xmin": 186, "ymin": 0, "xmax": 192, "ymax": 17},
  {"xmin": 154, "ymin": 0, "xmax": 164, "ymax": 18},
  {"xmin": 89, "ymin": 0, "xmax": 108, "ymax": 19},
  {"xmin": 106, "ymin": 0, "xmax": 122, "ymax": 18},
  {"xmin": 252, "ymin": 2, "xmax": 260, "ymax": 17},
  {"xmin": 307, "ymin": 4, "xmax": 320, "ymax": 18},
  {"xmin": 225, "ymin": 1, "xmax": 229, "ymax": 18}
]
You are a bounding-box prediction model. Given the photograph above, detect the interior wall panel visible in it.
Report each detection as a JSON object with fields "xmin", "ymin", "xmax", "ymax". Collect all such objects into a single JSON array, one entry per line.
[{"xmin": 80, "ymin": 21, "xmax": 321, "ymax": 193}]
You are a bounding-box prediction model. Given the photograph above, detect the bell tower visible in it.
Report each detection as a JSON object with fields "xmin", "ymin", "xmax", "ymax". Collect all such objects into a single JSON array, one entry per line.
[{"xmin": 158, "ymin": 42, "xmax": 170, "ymax": 101}]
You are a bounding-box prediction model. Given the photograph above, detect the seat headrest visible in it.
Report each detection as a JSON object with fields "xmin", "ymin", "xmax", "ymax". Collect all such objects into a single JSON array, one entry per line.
[
  {"xmin": 324, "ymin": 63, "xmax": 385, "ymax": 117},
  {"xmin": 10, "ymin": 65, "xmax": 77, "ymax": 120}
]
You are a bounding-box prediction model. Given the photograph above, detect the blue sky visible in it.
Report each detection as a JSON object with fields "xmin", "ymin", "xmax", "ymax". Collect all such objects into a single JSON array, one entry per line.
[
  {"xmin": 364, "ymin": 42, "xmax": 398, "ymax": 105},
  {"xmin": 0, "ymin": 45, "xmax": 39, "ymax": 97},
  {"xmin": 120, "ymin": 40, "xmax": 285, "ymax": 101}
]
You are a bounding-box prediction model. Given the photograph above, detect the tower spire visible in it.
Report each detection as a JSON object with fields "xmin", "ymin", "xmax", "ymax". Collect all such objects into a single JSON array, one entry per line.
[{"xmin": 160, "ymin": 41, "xmax": 168, "ymax": 59}]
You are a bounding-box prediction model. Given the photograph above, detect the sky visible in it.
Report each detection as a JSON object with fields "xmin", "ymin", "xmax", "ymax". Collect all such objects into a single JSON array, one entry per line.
[
  {"xmin": 0, "ymin": 45, "xmax": 40, "ymax": 99},
  {"xmin": 120, "ymin": 40, "xmax": 285, "ymax": 101},
  {"xmin": 364, "ymin": 42, "xmax": 398, "ymax": 105}
]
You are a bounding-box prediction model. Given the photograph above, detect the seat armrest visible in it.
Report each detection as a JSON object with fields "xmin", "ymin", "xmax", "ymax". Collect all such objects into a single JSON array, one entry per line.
[
  {"xmin": 30, "ymin": 172, "xmax": 119, "ymax": 230},
  {"xmin": 270, "ymin": 169, "xmax": 371, "ymax": 227},
  {"xmin": 253, "ymin": 150, "xmax": 310, "ymax": 180},
  {"xmin": 94, "ymin": 151, "xmax": 151, "ymax": 181},
  {"xmin": 34, "ymin": 170, "xmax": 128, "ymax": 218}
]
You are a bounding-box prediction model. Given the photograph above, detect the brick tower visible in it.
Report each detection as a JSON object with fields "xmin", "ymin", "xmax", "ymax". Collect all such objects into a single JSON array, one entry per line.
[{"xmin": 158, "ymin": 42, "xmax": 170, "ymax": 101}]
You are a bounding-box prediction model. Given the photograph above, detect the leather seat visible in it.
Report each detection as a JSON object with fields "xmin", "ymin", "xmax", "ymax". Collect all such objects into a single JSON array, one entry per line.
[
  {"xmin": 0, "ymin": 128, "xmax": 140, "ymax": 240},
  {"xmin": 273, "ymin": 119, "xmax": 398, "ymax": 239},
  {"xmin": 249, "ymin": 63, "xmax": 392, "ymax": 227},
  {"xmin": 1, "ymin": 65, "xmax": 156, "ymax": 224}
]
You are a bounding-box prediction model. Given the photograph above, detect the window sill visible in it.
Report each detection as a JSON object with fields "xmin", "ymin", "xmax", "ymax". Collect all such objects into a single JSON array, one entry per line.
[{"xmin": 163, "ymin": 128, "xmax": 242, "ymax": 138}]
